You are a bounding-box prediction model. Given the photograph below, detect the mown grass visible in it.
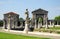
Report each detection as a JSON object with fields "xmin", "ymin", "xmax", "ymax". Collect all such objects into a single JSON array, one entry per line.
[{"xmin": 0, "ymin": 32, "xmax": 50, "ymax": 39}]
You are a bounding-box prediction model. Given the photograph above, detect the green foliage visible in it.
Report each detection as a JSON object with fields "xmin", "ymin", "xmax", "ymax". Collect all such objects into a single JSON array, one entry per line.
[
  {"xmin": 38, "ymin": 17, "xmax": 42, "ymax": 23},
  {"xmin": 54, "ymin": 16, "xmax": 60, "ymax": 24},
  {"xmin": 19, "ymin": 18, "xmax": 24, "ymax": 21},
  {"xmin": 34, "ymin": 26, "xmax": 60, "ymax": 34},
  {"xmin": 0, "ymin": 20, "xmax": 3, "ymax": 26},
  {"xmin": 54, "ymin": 16, "xmax": 60, "ymax": 21},
  {"xmin": 0, "ymin": 32, "xmax": 50, "ymax": 39},
  {"xmin": 56, "ymin": 31, "xmax": 60, "ymax": 34}
]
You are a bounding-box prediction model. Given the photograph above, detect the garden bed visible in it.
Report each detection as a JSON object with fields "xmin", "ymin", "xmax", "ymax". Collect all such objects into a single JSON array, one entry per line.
[{"xmin": 34, "ymin": 27, "xmax": 60, "ymax": 34}]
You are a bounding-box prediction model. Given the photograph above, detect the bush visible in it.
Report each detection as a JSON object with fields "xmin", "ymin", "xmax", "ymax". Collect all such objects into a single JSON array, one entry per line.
[
  {"xmin": 55, "ymin": 30, "xmax": 60, "ymax": 34},
  {"xmin": 34, "ymin": 28, "xmax": 60, "ymax": 34}
]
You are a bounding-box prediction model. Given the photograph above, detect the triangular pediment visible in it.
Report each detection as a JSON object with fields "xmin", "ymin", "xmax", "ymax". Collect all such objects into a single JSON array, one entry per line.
[{"xmin": 32, "ymin": 8, "xmax": 48, "ymax": 13}]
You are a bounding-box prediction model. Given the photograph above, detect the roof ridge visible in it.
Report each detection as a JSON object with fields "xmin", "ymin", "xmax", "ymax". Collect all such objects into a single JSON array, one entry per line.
[{"xmin": 4, "ymin": 12, "xmax": 18, "ymax": 15}]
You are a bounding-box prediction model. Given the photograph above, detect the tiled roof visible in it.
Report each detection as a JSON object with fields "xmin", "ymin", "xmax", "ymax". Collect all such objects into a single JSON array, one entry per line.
[{"xmin": 4, "ymin": 12, "xmax": 18, "ymax": 15}]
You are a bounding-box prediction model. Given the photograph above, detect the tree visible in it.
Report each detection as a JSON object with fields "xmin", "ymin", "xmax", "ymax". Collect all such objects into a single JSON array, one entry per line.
[
  {"xmin": 38, "ymin": 17, "xmax": 43, "ymax": 29},
  {"xmin": 38, "ymin": 17, "xmax": 43, "ymax": 23},
  {"xmin": 19, "ymin": 18, "xmax": 24, "ymax": 21},
  {"xmin": 0, "ymin": 20, "xmax": 3, "ymax": 26},
  {"xmin": 54, "ymin": 16, "xmax": 60, "ymax": 25},
  {"xmin": 54, "ymin": 16, "xmax": 60, "ymax": 21},
  {"xmin": 19, "ymin": 18, "xmax": 24, "ymax": 26}
]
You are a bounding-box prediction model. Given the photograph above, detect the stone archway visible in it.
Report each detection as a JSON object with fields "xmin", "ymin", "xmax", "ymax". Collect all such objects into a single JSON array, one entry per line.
[
  {"xmin": 32, "ymin": 8, "xmax": 48, "ymax": 29},
  {"xmin": 36, "ymin": 17, "xmax": 43, "ymax": 29}
]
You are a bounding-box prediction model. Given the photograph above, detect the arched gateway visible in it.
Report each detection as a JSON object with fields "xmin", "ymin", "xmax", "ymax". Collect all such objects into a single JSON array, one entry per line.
[{"xmin": 32, "ymin": 8, "xmax": 48, "ymax": 29}]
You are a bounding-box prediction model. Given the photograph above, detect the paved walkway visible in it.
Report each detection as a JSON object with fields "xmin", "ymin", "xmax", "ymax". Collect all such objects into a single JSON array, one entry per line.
[{"xmin": 0, "ymin": 29, "xmax": 60, "ymax": 39}]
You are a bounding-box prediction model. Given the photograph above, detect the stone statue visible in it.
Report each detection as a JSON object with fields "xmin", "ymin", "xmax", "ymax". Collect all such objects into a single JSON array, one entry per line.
[
  {"xmin": 25, "ymin": 9, "xmax": 29, "ymax": 18},
  {"xmin": 25, "ymin": 9, "xmax": 29, "ymax": 24},
  {"xmin": 24, "ymin": 9, "xmax": 29, "ymax": 34}
]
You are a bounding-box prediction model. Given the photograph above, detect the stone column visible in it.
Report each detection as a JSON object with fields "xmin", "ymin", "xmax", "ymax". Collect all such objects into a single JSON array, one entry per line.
[
  {"xmin": 38, "ymin": 22, "xmax": 39, "ymax": 29},
  {"xmin": 38, "ymin": 22, "xmax": 42, "ymax": 29},
  {"xmin": 34, "ymin": 19, "xmax": 37, "ymax": 29},
  {"xmin": 21, "ymin": 22, "xmax": 23, "ymax": 26},
  {"xmin": 57, "ymin": 21, "xmax": 58, "ymax": 26},
  {"xmin": 50, "ymin": 21, "xmax": 52, "ymax": 26},
  {"xmin": 3, "ymin": 19, "xmax": 5, "ymax": 29},
  {"xmin": 45, "ymin": 17, "xmax": 48, "ymax": 29},
  {"xmin": 52, "ymin": 21, "xmax": 55, "ymax": 27},
  {"xmin": 46, "ymin": 20, "xmax": 48, "ymax": 28},
  {"xmin": 7, "ymin": 18, "xmax": 10, "ymax": 30},
  {"xmin": 12, "ymin": 20, "xmax": 14, "ymax": 29},
  {"xmin": 20, "ymin": 22, "xmax": 23, "ymax": 28},
  {"xmin": 44, "ymin": 15, "xmax": 46, "ymax": 27},
  {"xmin": 15, "ymin": 21, "xmax": 17, "ymax": 28},
  {"xmin": 7, "ymin": 15, "xmax": 11, "ymax": 30}
]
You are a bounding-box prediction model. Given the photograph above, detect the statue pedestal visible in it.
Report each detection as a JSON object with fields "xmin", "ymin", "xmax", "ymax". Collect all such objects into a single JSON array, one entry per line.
[{"xmin": 24, "ymin": 23, "xmax": 28, "ymax": 34}]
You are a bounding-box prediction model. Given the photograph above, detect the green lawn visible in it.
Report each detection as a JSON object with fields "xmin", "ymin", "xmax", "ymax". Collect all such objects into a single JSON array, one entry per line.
[{"xmin": 0, "ymin": 32, "xmax": 50, "ymax": 39}]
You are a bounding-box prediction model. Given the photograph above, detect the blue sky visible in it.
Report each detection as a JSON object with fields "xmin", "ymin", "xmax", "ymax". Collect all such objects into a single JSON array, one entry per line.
[{"xmin": 0, "ymin": 0, "xmax": 60, "ymax": 20}]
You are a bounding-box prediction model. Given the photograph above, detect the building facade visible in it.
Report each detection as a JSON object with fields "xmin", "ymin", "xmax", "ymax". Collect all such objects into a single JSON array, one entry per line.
[
  {"xmin": 3, "ymin": 12, "xmax": 19, "ymax": 30},
  {"xmin": 32, "ymin": 8, "xmax": 48, "ymax": 29},
  {"xmin": 3, "ymin": 8, "xmax": 60, "ymax": 30}
]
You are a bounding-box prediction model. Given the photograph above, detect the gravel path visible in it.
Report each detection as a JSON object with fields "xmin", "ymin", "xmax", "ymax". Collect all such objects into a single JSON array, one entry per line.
[{"xmin": 0, "ymin": 29, "xmax": 60, "ymax": 39}]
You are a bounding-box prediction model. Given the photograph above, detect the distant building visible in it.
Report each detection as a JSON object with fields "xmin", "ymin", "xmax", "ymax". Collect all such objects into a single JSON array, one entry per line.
[
  {"xmin": 3, "ymin": 8, "xmax": 60, "ymax": 30},
  {"xmin": 3, "ymin": 12, "xmax": 19, "ymax": 29},
  {"xmin": 32, "ymin": 8, "xmax": 48, "ymax": 29}
]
